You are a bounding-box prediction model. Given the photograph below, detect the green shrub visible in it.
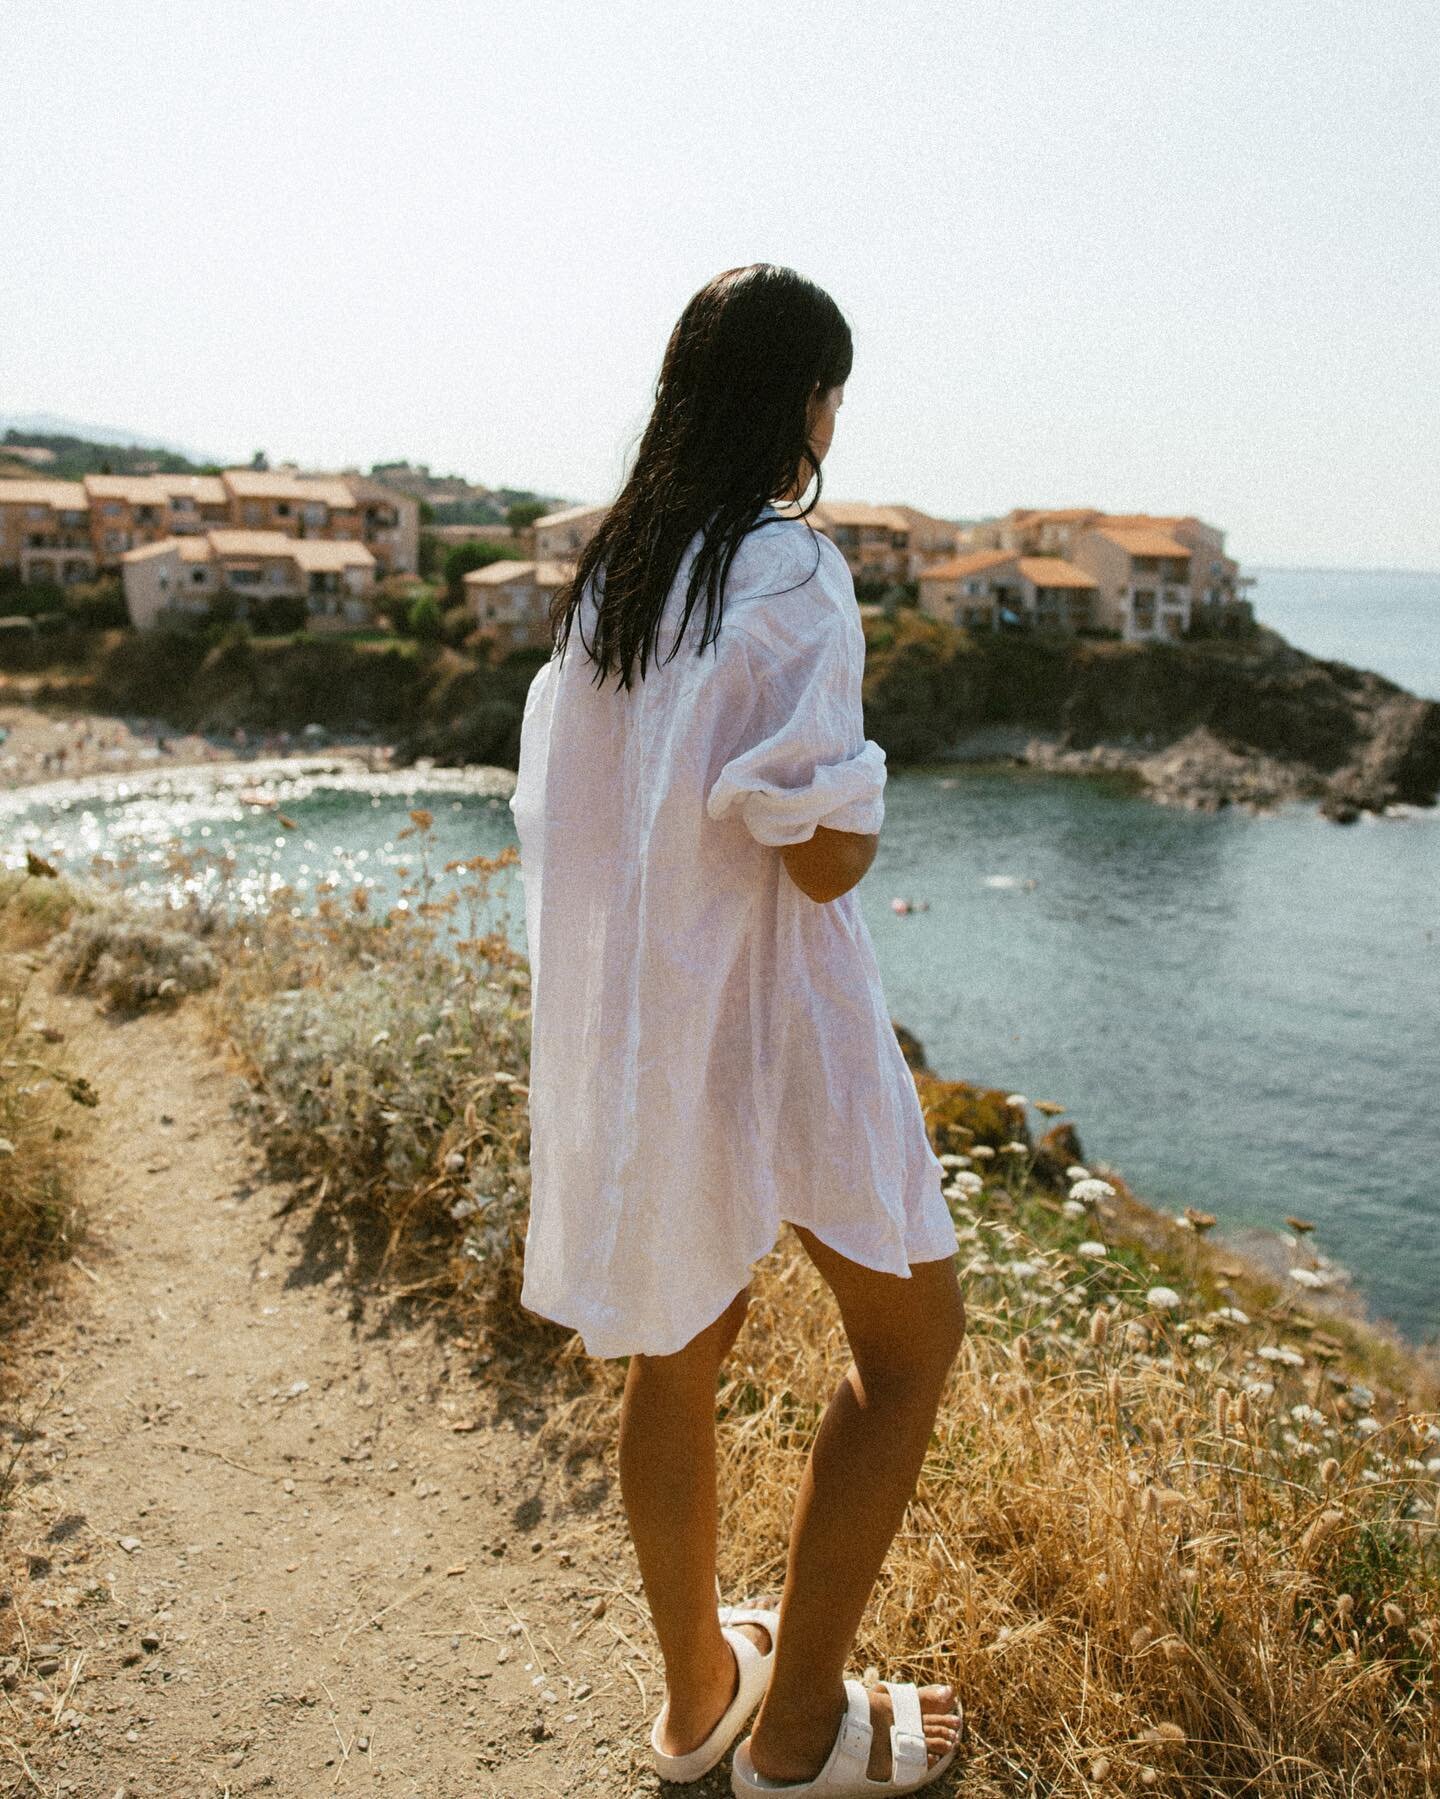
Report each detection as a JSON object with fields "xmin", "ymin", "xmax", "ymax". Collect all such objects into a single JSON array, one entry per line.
[
  {"xmin": 63, "ymin": 578, "xmax": 128, "ymax": 631},
  {"xmin": 443, "ymin": 541, "xmax": 522, "ymax": 604},
  {"xmin": 407, "ymin": 592, "xmax": 443, "ymax": 641}
]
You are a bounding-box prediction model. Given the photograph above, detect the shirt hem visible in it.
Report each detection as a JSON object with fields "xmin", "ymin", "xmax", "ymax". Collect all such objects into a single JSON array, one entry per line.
[{"xmin": 519, "ymin": 1207, "xmax": 960, "ymax": 1361}]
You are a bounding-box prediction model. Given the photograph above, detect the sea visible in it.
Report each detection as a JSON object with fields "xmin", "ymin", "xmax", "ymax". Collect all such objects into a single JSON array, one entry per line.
[{"xmin": 2, "ymin": 566, "xmax": 1437, "ymax": 1342}]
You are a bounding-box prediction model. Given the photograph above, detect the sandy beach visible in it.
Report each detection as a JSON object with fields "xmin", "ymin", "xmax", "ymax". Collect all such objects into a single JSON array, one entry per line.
[{"xmin": 0, "ymin": 700, "xmax": 391, "ymax": 792}]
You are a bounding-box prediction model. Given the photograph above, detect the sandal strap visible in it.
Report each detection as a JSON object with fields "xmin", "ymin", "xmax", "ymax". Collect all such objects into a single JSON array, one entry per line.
[
  {"xmin": 879, "ymin": 1681, "xmax": 929, "ymax": 1787},
  {"xmin": 822, "ymin": 1677, "xmax": 874, "ymax": 1784}
]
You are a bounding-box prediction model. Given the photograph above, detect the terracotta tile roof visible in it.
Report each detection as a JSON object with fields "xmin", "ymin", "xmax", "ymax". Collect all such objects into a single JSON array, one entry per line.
[
  {"xmin": 1098, "ymin": 513, "xmax": 1188, "ymax": 528},
  {"xmin": 533, "ymin": 503, "xmax": 609, "ymax": 531},
  {"xmin": 222, "ymin": 470, "xmax": 358, "ymax": 511},
  {"xmin": 155, "ymin": 475, "xmax": 228, "ymax": 505},
  {"xmin": 807, "ymin": 501, "xmax": 911, "ymax": 532},
  {"xmin": 206, "ymin": 529, "xmax": 303, "ymax": 560},
  {"xmin": 288, "ymin": 538, "xmax": 376, "ymax": 573},
  {"xmin": 1092, "ymin": 527, "xmax": 1191, "ymax": 559},
  {"xmin": 1017, "ymin": 557, "xmax": 1098, "ymax": 589},
  {"xmin": 1010, "ymin": 507, "xmax": 1102, "ymax": 524},
  {"xmin": 463, "ymin": 559, "xmax": 571, "ymax": 588},
  {"xmin": 0, "ymin": 478, "xmax": 89, "ymax": 509},
  {"xmin": 84, "ymin": 474, "xmax": 172, "ymax": 505},
  {"xmin": 919, "ymin": 550, "xmax": 1019, "ymax": 581}
]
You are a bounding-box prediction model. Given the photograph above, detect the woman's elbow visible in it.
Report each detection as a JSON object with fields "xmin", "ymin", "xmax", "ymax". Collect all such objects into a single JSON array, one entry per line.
[{"xmin": 780, "ymin": 827, "xmax": 878, "ymax": 903}]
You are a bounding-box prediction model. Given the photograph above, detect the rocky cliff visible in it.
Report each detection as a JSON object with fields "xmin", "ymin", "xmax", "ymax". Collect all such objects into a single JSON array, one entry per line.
[{"xmin": 860, "ymin": 614, "xmax": 1440, "ymax": 822}]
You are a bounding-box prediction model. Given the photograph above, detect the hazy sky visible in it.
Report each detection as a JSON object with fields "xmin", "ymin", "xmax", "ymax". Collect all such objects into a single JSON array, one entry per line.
[{"xmin": 3, "ymin": 1, "xmax": 1437, "ymax": 569}]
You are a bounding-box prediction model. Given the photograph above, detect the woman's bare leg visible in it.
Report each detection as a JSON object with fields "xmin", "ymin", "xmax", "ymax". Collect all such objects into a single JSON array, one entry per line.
[
  {"xmin": 618, "ymin": 1284, "xmax": 772, "ymax": 1756},
  {"xmin": 745, "ymin": 1228, "xmax": 966, "ymax": 1784}
]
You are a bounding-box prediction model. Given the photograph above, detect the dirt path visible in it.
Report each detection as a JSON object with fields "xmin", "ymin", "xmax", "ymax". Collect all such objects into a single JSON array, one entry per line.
[{"xmin": 0, "ymin": 992, "xmax": 714, "ymax": 1798}]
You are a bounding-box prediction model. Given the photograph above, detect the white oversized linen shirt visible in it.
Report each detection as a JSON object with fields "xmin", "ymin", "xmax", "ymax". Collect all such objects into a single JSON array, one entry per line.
[{"xmin": 509, "ymin": 506, "xmax": 958, "ymax": 1358}]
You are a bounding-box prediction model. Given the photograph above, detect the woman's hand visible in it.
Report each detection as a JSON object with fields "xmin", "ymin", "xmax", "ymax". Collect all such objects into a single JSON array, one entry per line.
[{"xmin": 780, "ymin": 825, "xmax": 879, "ymax": 903}]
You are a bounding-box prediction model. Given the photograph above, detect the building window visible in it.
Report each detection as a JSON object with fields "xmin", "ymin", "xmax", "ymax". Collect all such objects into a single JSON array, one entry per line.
[
  {"xmin": 276, "ymin": 503, "xmax": 291, "ymax": 518},
  {"xmin": 192, "ymin": 569, "xmax": 207, "ymax": 584},
  {"xmin": 243, "ymin": 503, "xmax": 263, "ymax": 526},
  {"xmin": 229, "ymin": 568, "xmax": 262, "ymax": 587}
]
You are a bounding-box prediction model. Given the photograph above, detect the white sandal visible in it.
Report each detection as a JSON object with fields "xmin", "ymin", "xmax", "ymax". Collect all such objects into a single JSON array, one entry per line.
[
  {"xmin": 731, "ymin": 1676, "xmax": 961, "ymax": 1796},
  {"xmin": 649, "ymin": 1602, "xmax": 781, "ymax": 1784}
]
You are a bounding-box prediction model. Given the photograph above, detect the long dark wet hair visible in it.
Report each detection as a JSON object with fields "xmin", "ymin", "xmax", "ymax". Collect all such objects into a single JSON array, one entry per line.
[{"xmin": 550, "ymin": 263, "xmax": 853, "ymax": 689}]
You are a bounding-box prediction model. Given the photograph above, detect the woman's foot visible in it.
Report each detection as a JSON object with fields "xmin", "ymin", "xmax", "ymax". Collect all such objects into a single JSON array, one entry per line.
[
  {"xmin": 655, "ymin": 1619, "xmax": 775, "ymax": 1757},
  {"xmin": 748, "ymin": 1681, "xmax": 961, "ymax": 1784}
]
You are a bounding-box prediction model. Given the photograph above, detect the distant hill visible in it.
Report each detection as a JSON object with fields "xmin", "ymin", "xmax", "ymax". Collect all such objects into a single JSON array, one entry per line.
[
  {"xmin": 0, "ymin": 418, "xmax": 566, "ymax": 519},
  {"xmin": 0, "ymin": 413, "xmax": 219, "ymax": 464},
  {"xmin": 1, "ymin": 423, "xmax": 220, "ymax": 482}
]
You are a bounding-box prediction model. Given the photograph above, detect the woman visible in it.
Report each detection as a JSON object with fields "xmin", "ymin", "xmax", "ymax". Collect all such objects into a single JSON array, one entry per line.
[{"xmin": 509, "ymin": 264, "xmax": 966, "ymax": 1797}]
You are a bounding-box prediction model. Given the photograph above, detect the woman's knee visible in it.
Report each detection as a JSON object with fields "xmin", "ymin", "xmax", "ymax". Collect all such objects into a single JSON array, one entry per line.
[{"xmin": 850, "ymin": 1263, "xmax": 966, "ymax": 1386}]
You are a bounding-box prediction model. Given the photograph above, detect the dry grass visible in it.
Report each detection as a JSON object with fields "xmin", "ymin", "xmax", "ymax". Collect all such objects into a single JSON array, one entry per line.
[
  {"xmin": 0, "ymin": 870, "xmax": 94, "ymax": 1336},
  {"xmin": 557, "ymin": 1169, "xmax": 1439, "ymax": 1796}
]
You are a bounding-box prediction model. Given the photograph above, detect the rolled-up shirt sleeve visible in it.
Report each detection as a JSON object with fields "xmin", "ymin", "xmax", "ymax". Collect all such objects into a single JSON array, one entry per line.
[{"xmin": 705, "ymin": 592, "xmax": 887, "ymax": 848}]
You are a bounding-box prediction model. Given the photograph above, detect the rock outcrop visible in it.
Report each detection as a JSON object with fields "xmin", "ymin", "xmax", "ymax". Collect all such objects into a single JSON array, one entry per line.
[{"xmin": 861, "ymin": 614, "xmax": 1440, "ymax": 822}]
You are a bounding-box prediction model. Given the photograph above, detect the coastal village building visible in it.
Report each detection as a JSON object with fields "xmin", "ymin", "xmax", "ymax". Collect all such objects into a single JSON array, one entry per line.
[
  {"xmin": 120, "ymin": 530, "xmax": 377, "ymax": 631},
  {"xmin": 970, "ymin": 506, "xmax": 1250, "ymax": 638},
  {"xmin": 1068, "ymin": 525, "xmax": 1194, "ymax": 640},
  {"xmin": 463, "ymin": 558, "xmax": 569, "ymax": 653},
  {"xmin": 0, "ymin": 469, "xmax": 419, "ymax": 585},
  {"xmin": 772, "ymin": 500, "xmax": 966, "ymax": 584},
  {"xmin": 919, "ymin": 550, "xmax": 1100, "ymax": 634},
  {"xmin": 0, "ymin": 480, "xmax": 97, "ymax": 587},
  {"xmin": 532, "ymin": 503, "xmax": 609, "ymax": 562}
]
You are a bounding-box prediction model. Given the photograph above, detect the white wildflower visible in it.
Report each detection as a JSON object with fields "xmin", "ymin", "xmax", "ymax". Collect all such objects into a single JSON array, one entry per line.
[
  {"xmin": 1062, "ymin": 1200, "xmax": 1087, "ymax": 1218},
  {"xmin": 1065, "ymin": 1163, "xmax": 1090, "ymax": 1180},
  {"xmin": 1290, "ymin": 1404, "xmax": 1325, "ymax": 1428},
  {"xmin": 1005, "ymin": 1093, "xmax": 1028, "ymax": 1109},
  {"xmin": 1007, "ymin": 1260, "xmax": 1040, "ymax": 1280},
  {"xmin": 1288, "ymin": 1267, "xmax": 1331, "ymax": 1291},
  {"xmin": 970, "ymin": 1144, "xmax": 996, "ymax": 1160},
  {"xmin": 1256, "ymin": 1345, "xmax": 1305, "ymax": 1367},
  {"xmin": 1213, "ymin": 1306, "xmax": 1250, "ymax": 1327},
  {"xmin": 1353, "ymin": 1416, "xmax": 1382, "ymax": 1438},
  {"xmin": 938, "ymin": 1153, "xmax": 970, "ymax": 1169},
  {"xmin": 1077, "ymin": 1241, "xmax": 1107, "ymax": 1258},
  {"xmin": 952, "ymin": 1171, "xmax": 985, "ymax": 1194},
  {"xmin": 1146, "ymin": 1286, "xmax": 1182, "ymax": 1312},
  {"xmin": 1069, "ymin": 1178, "xmax": 1117, "ymax": 1207},
  {"xmin": 1347, "ymin": 1384, "xmax": 1375, "ymax": 1409},
  {"xmin": 1002, "ymin": 1141, "xmax": 1029, "ymax": 1154}
]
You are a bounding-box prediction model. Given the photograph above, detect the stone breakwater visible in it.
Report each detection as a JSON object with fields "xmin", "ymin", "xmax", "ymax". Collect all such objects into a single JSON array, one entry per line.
[{"xmin": 1018, "ymin": 688, "xmax": 1440, "ymax": 821}]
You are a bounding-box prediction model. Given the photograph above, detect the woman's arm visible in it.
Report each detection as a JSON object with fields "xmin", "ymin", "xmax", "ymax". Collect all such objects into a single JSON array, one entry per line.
[{"xmin": 780, "ymin": 824, "xmax": 879, "ymax": 903}]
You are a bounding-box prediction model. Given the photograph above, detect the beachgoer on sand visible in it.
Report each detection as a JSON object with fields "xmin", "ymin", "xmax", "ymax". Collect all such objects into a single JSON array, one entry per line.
[{"xmin": 510, "ymin": 265, "xmax": 966, "ymax": 1797}]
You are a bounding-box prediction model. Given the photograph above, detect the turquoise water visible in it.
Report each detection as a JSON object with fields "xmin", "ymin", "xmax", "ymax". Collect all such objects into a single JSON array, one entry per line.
[{"xmin": 2, "ymin": 570, "xmax": 1436, "ymax": 1340}]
